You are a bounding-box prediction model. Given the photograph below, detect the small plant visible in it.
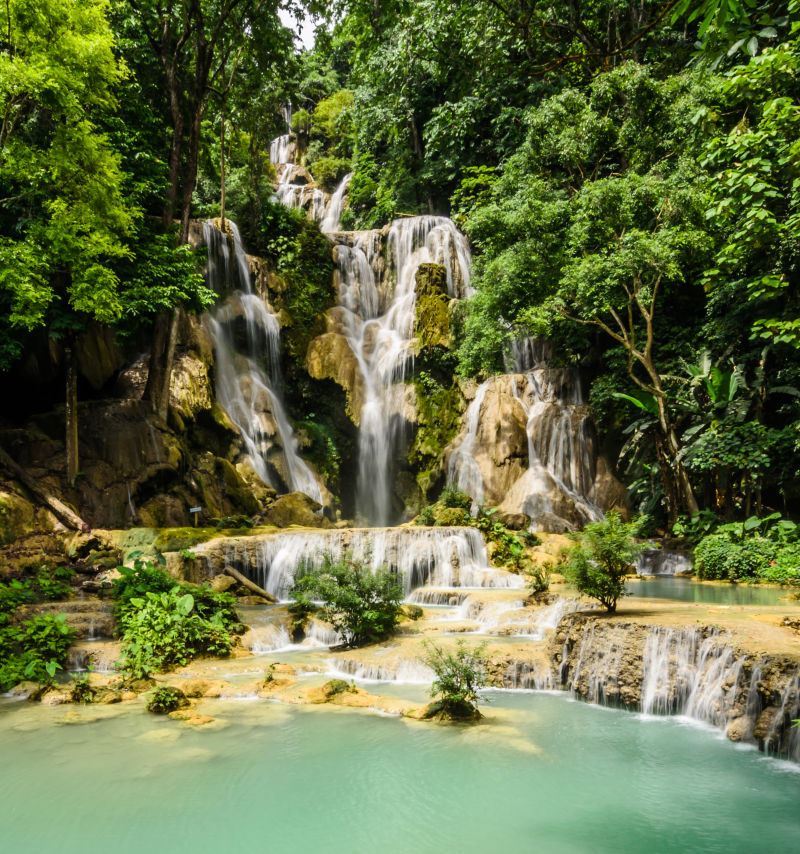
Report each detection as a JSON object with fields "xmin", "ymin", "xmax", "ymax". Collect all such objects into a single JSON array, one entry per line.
[
  {"xmin": 146, "ymin": 686, "xmax": 189, "ymax": 714},
  {"xmin": 179, "ymin": 548, "xmax": 196, "ymax": 561},
  {"xmin": 439, "ymin": 486, "xmax": 472, "ymax": 511},
  {"xmin": 421, "ymin": 640, "xmax": 488, "ymax": 720},
  {"xmin": 290, "ymin": 556, "xmax": 403, "ymax": 648},
  {"xmin": 563, "ymin": 512, "xmax": 646, "ymax": 612},
  {"xmin": 264, "ymin": 663, "xmax": 276, "ymax": 684},
  {"xmin": 525, "ymin": 562, "xmax": 550, "ymax": 594},
  {"xmin": 70, "ymin": 674, "xmax": 95, "ymax": 704}
]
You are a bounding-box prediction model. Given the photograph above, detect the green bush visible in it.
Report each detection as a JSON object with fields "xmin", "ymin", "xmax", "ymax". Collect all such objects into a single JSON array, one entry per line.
[
  {"xmin": 70, "ymin": 675, "xmax": 95, "ymax": 704},
  {"xmin": 694, "ymin": 534, "xmax": 800, "ymax": 583},
  {"xmin": 563, "ymin": 512, "xmax": 646, "ymax": 612},
  {"xmin": 0, "ymin": 569, "xmax": 77, "ymax": 692},
  {"xmin": 146, "ymin": 686, "xmax": 189, "ymax": 714},
  {"xmin": 421, "ymin": 639, "xmax": 488, "ymax": 720},
  {"xmin": 0, "ymin": 613, "xmax": 75, "ymax": 691},
  {"xmin": 113, "ymin": 556, "xmax": 243, "ymax": 678},
  {"xmin": 290, "ymin": 556, "xmax": 403, "ymax": 648},
  {"xmin": 440, "ymin": 486, "xmax": 472, "ymax": 511},
  {"xmin": 306, "ymin": 155, "xmax": 351, "ymax": 192},
  {"xmin": 117, "ymin": 588, "xmax": 236, "ymax": 678}
]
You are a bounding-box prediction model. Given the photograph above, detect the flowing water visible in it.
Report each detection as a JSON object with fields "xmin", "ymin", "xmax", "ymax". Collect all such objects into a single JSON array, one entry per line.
[
  {"xmin": 204, "ymin": 220, "xmax": 321, "ymax": 501},
  {"xmin": 333, "ymin": 216, "xmax": 471, "ymax": 523},
  {"xmin": 1, "ymin": 692, "xmax": 798, "ymax": 854}
]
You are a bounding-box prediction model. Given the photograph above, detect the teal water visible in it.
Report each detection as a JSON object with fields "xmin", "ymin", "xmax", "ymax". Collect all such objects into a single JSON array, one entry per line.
[
  {"xmin": 1, "ymin": 692, "xmax": 798, "ymax": 853},
  {"xmin": 626, "ymin": 576, "xmax": 793, "ymax": 606}
]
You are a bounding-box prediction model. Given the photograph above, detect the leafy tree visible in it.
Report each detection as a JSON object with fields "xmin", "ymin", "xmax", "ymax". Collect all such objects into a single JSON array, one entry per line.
[
  {"xmin": 290, "ymin": 556, "xmax": 403, "ymax": 647},
  {"xmin": 563, "ymin": 512, "xmax": 647, "ymax": 612},
  {"xmin": 0, "ymin": 0, "xmax": 133, "ymax": 479},
  {"xmin": 421, "ymin": 639, "xmax": 488, "ymax": 720}
]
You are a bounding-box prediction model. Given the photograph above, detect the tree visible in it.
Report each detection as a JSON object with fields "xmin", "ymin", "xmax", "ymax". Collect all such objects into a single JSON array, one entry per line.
[
  {"xmin": 421, "ymin": 639, "xmax": 488, "ymax": 720},
  {"xmin": 563, "ymin": 512, "xmax": 647, "ymax": 612},
  {"xmin": 117, "ymin": 0, "xmax": 301, "ymax": 418},
  {"xmin": 290, "ymin": 556, "xmax": 403, "ymax": 647},
  {"xmin": 0, "ymin": 0, "xmax": 133, "ymax": 482}
]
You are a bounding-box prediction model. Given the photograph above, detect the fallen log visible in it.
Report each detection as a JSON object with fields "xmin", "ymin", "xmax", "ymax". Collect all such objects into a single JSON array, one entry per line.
[
  {"xmin": 0, "ymin": 446, "xmax": 90, "ymax": 532},
  {"xmin": 223, "ymin": 565, "xmax": 277, "ymax": 603}
]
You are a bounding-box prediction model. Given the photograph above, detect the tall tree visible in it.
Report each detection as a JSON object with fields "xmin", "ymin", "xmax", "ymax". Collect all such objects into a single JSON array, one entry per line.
[{"xmin": 0, "ymin": 0, "xmax": 133, "ymax": 482}]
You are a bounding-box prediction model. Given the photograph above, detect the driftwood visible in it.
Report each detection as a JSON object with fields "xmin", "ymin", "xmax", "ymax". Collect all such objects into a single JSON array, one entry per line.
[
  {"xmin": 223, "ymin": 564, "xmax": 276, "ymax": 603},
  {"xmin": 0, "ymin": 446, "xmax": 90, "ymax": 532}
]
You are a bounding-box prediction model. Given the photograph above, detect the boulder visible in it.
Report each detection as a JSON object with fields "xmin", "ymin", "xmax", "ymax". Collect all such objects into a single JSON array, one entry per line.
[
  {"xmin": 306, "ymin": 333, "xmax": 364, "ymax": 424},
  {"xmin": 497, "ymin": 512, "xmax": 531, "ymax": 531},
  {"xmin": 261, "ymin": 492, "xmax": 332, "ymax": 529}
]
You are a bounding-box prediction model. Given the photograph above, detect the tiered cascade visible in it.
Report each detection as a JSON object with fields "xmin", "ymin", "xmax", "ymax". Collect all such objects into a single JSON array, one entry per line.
[
  {"xmin": 446, "ymin": 338, "xmax": 609, "ymax": 531},
  {"xmin": 203, "ymin": 220, "xmax": 322, "ymax": 502}
]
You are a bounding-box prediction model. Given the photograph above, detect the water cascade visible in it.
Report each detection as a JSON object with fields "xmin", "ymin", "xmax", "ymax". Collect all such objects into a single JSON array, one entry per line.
[
  {"xmin": 333, "ymin": 216, "xmax": 471, "ymax": 523},
  {"xmin": 636, "ymin": 549, "xmax": 694, "ymax": 576},
  {"xmin": 555, "ymin": 619, "xmax": 800, "ymax": 761},
  {"xmin": 193, "ymin": 525, "xmax": 524, "ymax": 600},
  {"xmin": 203, "ymin": 220, "xmax": 321, "ymax": 501},
  {"xmin": 446, "ymin": 337, "xmax": 606, "ymax": 531}
]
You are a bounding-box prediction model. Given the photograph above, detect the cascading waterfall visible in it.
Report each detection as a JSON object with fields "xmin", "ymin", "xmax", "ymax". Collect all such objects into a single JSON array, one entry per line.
[
  {"xmin": 556, "ymin": 620, "xmax": 800, "ymax": 761},
  {"xmin": 194, "ymin": 525, "xmax": 526, "ymax": 600},
  {"xmin": 509, "ymin": 337, "xmax": 603, "ymax": 528},
  {"xmin": 447, "ymin": 381, "xmax": 489, "ymax": 513},
  {"xmin": 204, "ymin": 220, "xmax": 321, "ymax": 502},
  {"xmin": 319, "ymin": 172, "xmax": 352, "ymax": 233},
  {"xmin": 334, "ymin": 216, "xmax": 471, "ymax": 524},
  {"xmin": 636, "ymin": 549, "xmax": 694, "ymax": 576}
]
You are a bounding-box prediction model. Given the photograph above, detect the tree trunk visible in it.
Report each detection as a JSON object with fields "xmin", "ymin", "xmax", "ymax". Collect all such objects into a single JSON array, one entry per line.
[
  {"xmin": 220, "ymin": 108, "xmax": 226, "ymax": 229},
  {"xmin": 65, "ymin": 345, "xmax": 79, "ymax": 485}
]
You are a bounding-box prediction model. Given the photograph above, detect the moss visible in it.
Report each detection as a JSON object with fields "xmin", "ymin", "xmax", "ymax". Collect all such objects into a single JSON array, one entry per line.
[
  {"xmin": 0, "ymin": 491, "xmax": 37, "ymax": 546},
  {"xmin": 414, "ymin": 263, "xmax": 451, "ymax": 352},
  {"xmin": 409, "ymin": 376, "xmax": 465, "ymax": 503}
]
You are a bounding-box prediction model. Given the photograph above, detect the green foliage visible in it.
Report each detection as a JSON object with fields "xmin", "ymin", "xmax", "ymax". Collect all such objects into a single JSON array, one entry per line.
[
  {"xmin": 70, "ymin": 674, "xmax": 95, "ymax": 704},
  {"xmin": 440, "ymin": 486, "xmax": 472, "ymax": 511},
  {"xmin": 694, "ymin": 517, "xmax": 800, "ymax": 583},
  {"xmin": 146, "ymin": 686, "xmax": 189, "ymax": 714},
  {"xmin": 290, "ymin": 556, "xmax": 403, "ymax": 648},
  {"xmin": 0, "ymin": 613, "xmax": 75, "ymax": 692},
  {"xmin": 0, "ymin": 566, "xmax": 78, "ymax": 691},
  {"xmin": 563, "ymin": 512, "xmax": 647, "ymax": 612},
  {"xmin": 254, "ymin": 199, "xmax": 335, "ymax": 359},
  {"xmin": 113, "ymin": 555, "xmax": 242, "ymax": 678},
  {"xmin": 421, "ymin": 639, "xmax": 488, "ymax": 719},
  {"xmin": 0, "ymin": 0, "xmax": 133, "ymax": 365}
]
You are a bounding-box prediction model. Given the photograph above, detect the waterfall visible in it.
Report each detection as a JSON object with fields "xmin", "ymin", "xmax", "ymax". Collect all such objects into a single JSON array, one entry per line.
[
  {"xmin": 636, "ymin": 549, "xmax": 693, "ymax": 576},
  {"xmin": 333, "ymin": 216, "xmax": 471, "ymax": 524},
  {"xmin": 270, "ymin": 134, "xmax": 294, "ymax": 166},
  {"xmin": 320, "ymin": 173, "xmax": 352, "ymax": 233},
  {"xmin": 447, "ymin": 381, "xmax": 489, "ymax": 513},
  {"xmin": 510, "ymin": 338, "xmax": 602, "ymax": 528},
  {"xmin": 557, "ymin": 619, "xmax": 800, "ymax": 761},
  {"xmin": 204, "ymin": 220, "xmax": 322, "ymax": 502},
  {"xmin": 194, "ymin": 525, "xmax": 518, "ymax": 600}
]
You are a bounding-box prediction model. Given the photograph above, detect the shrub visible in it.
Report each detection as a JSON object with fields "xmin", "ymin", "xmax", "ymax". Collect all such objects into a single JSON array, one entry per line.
[
  {"xmin": 70, "ymin": 675, "xmax": 95, "ymax": 704},
  {"xmin": 0, "ymin": 613, "xmax": 75, "ymax": 691},
  {"xmin": 440, "ymin": 486, "xmax": 472, "ymax": 511},
  {"xmin": 290, "ymin": 556, "xmax": 403, "ymax": 648},
  {"xmin": 421, "ymin": 640, "xmax": 488, "ymax": 720},
  {"xmin": 563, "ymin": 512, "xmax": 646, "ymax": 612},
  {"xmin": 146, "ymin": 686, "xmax": 189, "ymax": 714},
  {"xmin": 694, "ymin": 534, "xmax": 799, "ymax": 584},
  {"xmin": 117, "ymin": 589, "xmax": 236, "ymax": 678}
]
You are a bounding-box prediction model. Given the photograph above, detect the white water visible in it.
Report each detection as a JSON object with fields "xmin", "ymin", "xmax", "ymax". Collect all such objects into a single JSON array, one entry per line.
[
  {"xmin": 509, "ymin": 338, "xmax": 602, "ymax": 529},
  {"xmin": 636, "ymin": 549, "xmax": 694, "ymax": 576},
  {"xmin": 204, "ymin": 221, "xmax": 321, "ymax": 501},
  {"xmin": 447, "ymin": 381, "xmax": 489, "ymax": 514},
  {"xmin": 199, "ymin": 525, "xmax": 524, "ymax": 600},
  {"xmin": 320, "ymin": 173, "xmax": 352, "ymax": 233},
  {"xmin": 335, "ymin": 216, "xmax": 472, "ymax": 524}
]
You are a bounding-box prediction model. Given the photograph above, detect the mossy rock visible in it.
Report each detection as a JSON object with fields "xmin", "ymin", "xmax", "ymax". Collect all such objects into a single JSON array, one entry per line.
[
  {"xmin": 420, "ymin": 699, "xmax": 481, "ymax": 722},
  {"xmin": 262, "ymin": 492, "xmax": 331, "ymax": 529},
  {"xmin": 0, "ymin": 491, "xmax": 37, "ymax": 546},
  {"xmin": 434, "ymin": 507, "xmax": 471, "ymax": 527},
  {"xmin": 146, "ymin": 686, "xmax": 190, "ymax": 714},
  {"xmin": 414, "ymin": 263, "xmax": 451, "ymax": 351}
]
